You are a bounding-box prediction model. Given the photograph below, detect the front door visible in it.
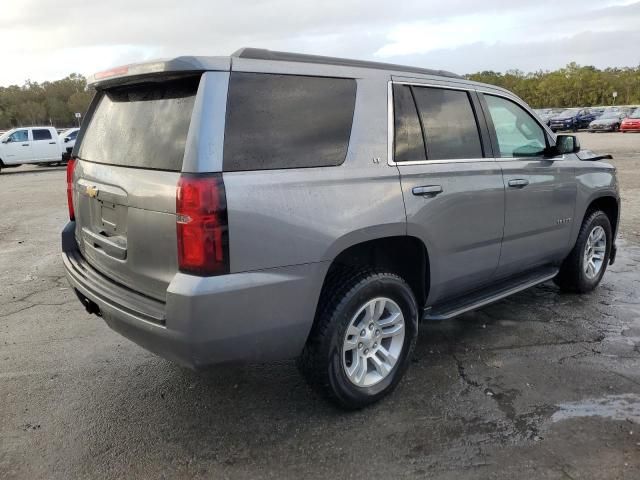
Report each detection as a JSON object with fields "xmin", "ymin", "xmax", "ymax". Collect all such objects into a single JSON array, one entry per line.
[
  {"xmin": 480, "ymin": 93, "xmax": 576, "ymax": 278},
  {"xmin": 391, "ymin": 83, "xmax": 505, "ymax": 305},
  {"xmin": 2, "ymin": 129, "xmax": 32, "ymax": 164}
]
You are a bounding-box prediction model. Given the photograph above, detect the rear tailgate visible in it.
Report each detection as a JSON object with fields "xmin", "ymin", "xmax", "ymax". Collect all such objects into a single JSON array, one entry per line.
[{"xmin": 72, "ymin": 75, "xmax": 200, "ymax": 301}]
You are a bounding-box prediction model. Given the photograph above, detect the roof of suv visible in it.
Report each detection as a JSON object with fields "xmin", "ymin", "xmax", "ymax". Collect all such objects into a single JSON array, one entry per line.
[{"xmin": 88, "ymin": 47, "xmax": 462, "ymax": 87}]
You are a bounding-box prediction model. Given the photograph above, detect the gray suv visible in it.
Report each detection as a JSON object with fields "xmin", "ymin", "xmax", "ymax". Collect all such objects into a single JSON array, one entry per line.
[{"xmin": 62, "ymin": 49, "xmax": 620, "ymax": 409}]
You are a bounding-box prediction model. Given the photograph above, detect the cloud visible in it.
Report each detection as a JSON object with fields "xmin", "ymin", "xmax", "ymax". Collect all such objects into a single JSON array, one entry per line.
[{"xmin": 1, "ymin": 0, "xmax": 638, "ymax": 85}]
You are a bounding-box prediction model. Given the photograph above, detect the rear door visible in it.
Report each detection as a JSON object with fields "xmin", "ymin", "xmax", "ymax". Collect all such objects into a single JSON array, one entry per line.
[
  {"xmin": 479, "ymin": 93, "xmax": 576, "ymax": 278},
  {"xmin": 392, "ymin": 82, "xmax": 505, "ymax": 305},
  {"xmin": 72, "ymin": 75, "xmax": 202, "ymax": 301},
  {"xmin": 31, "ymin": 128, "xmax": 59, "ymax": 161}
]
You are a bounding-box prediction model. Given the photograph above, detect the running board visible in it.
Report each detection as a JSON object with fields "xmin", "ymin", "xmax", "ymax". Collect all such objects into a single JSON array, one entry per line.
[{"xmin": 423, "ymin": 266, "xmax": 559, "ymax": 321}]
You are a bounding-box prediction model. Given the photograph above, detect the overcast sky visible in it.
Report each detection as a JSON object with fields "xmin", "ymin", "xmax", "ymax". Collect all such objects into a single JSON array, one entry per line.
[{"xmin": 2, "ymin": 0, "xmax": 639, "ymax": 86}]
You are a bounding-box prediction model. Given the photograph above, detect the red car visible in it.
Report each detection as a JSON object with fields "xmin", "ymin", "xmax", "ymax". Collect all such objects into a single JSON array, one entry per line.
[{"xmin": 621, "ymin": 109, "xmax": 640, "ymax": 132}]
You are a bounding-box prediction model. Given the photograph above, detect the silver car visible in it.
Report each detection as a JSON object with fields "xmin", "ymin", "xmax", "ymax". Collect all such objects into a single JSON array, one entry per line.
[{"xmin": 62, "ymin": 48, "xmax": 620, "ymax": 408}]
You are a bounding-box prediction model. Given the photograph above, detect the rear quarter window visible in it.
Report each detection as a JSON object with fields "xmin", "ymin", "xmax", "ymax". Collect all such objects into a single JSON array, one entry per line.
[
  {"xmin": 78, "ymin": 76, "xmax": 200, "ymax": 171},
  {"xmin": 223, "ymin": 73, "xmax": 356, "ymax": 171}
]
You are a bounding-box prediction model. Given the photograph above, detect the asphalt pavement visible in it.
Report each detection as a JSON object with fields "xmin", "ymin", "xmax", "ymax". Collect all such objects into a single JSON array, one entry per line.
[{"xmin": 1, "ymin": 134, "xmax": 639, "ymax": 479}]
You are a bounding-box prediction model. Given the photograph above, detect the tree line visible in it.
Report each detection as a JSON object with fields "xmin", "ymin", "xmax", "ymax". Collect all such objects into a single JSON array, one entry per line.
[
  {"xmin": 1, "ymin": 62, "xmax": 639, "ymax": 130},
  {"xmin": 0, "ymin": 74, "xmax": 93, "ymax": 130},
  {"xmin": 467, "ymin": 62, "xmax": 640, "ymax": 109}
]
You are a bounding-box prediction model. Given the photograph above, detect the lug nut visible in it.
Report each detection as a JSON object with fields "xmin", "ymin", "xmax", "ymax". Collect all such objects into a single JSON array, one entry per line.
[
  {"xmin": 369, "ymin": 323, "xmax": 374, "ymax": 330},
  {"xmin": 360, "ymin": 329, "xmax": 366, "ymax": 336},
  {"xmin": 358, "ymin": 342, "xmax": 363, "ymax": 349},
  {"xmin": 373, "ymin": 342, "xmax": 377, "ymax": 348},
  {"xmin": 364, "ymin": 349, "xmax": 369, "ymax": 355},
  {"xmin": 375, "ymin": 329, "xmax": 380, "ymax": 336}
]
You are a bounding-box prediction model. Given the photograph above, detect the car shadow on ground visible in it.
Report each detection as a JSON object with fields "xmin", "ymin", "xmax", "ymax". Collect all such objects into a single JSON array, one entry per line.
[{"xmin": 0, "ymin": 166, "xmax": 65, "ymax": 176}]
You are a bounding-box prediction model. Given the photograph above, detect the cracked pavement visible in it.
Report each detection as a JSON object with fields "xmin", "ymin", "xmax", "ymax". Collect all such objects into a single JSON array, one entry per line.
[{"xmin": 1, "ymin": 133, "xmax": 639, "ymax": 479}]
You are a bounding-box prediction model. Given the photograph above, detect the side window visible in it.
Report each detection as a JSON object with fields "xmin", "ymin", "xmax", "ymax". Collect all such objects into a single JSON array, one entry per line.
[
  {"xmin": 484, "ymin": 95, "xmax": 546, "ymax": 158},
  {"xmin": 393, "ymin": 84, "xmax": 426, "ymax": 162},
  {"xmin": 223, "ymin": 73, "xmax": 356, "ymax": 171},
  {"xmin": 8, "ymin": 130, "xmax": 29, "ymax": 142},
  {"xmin": 33, "ymin": 129, "xmax": 52, "ymax": 141},
  {"xmin": 412, "ymin": 87, "xmax": 483, "ymax": 160}
]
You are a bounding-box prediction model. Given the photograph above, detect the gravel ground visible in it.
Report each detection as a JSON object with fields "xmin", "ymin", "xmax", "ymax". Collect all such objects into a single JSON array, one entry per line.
[{"xmin": 1, "ymin": 133, "xmax": 639, "ymax": 479}]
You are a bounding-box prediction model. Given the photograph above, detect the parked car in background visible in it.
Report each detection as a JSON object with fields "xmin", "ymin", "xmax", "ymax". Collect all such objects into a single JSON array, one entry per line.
[
  {"xmin": 59, "ymin": 128, "xmax": 80, "ymax": 156},
  {"xmin": 62, "ymin": 49, "xmax": 620, "ymax": 409},
  {"xmin": 549, "ymin": 108, "xmax": 598, "ymax": 132},
  {"xmin": 0, "ymin": 126, "xmax": 64, "ymax": 173},
  {"xmin": 588, "ymin": 109, "xmax": 628, "ymax": 132},
  {"xmin": 621, "ymin": 108, "xmax": 640, "ymax": 133},
  {"xmin": 534, "ymin": 109, "xmax": 556, "ymax": 126}
]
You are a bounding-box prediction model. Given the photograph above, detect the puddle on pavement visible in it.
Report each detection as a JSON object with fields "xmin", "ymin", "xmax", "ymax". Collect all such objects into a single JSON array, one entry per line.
[{"xmin": 552, "ymin": 394, "xmax": 640, "ymax": 424}]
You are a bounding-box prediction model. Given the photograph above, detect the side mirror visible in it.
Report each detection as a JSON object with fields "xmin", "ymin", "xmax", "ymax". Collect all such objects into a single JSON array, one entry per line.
[
  {"xmin": 2, "ymin": 138, "xmax": 10, "ymax": 144},
  {"xmin": 554, "ymin": 134, "xmax": 580, "ymax": 155}
]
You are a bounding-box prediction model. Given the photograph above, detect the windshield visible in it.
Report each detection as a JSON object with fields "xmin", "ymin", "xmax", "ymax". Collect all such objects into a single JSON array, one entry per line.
[
  {"xmin": 0, "ymin": 130, "xmax": 12, "ymax": 141},
  {"xmin": 60, "ymin": 128, "xmax": 77, "ymax": 138},
  {"xmin": 557, "ymin": 109, "xmax": 577, "ymax": 117}
]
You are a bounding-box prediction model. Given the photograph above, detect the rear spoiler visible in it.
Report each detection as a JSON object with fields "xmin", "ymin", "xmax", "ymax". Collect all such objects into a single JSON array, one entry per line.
[{"xmin": 88, "ymin": 56, "xmax": 230, "ymax": 89}]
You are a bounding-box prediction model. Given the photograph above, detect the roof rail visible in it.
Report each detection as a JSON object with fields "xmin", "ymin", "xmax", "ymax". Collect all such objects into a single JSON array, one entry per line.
[{"xmin": 231, "ymin": 48, "xmax": 461, "ymax": 79}]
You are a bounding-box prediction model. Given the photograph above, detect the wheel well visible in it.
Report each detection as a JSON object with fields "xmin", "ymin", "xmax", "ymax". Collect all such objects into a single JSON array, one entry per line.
[
  {"xmin": 322, "ymin": 236, "xmax": 429, "ymax": 308},
  {"xmin": 586, "ymin": 196, "xmax": 619, "ymax": 234}
]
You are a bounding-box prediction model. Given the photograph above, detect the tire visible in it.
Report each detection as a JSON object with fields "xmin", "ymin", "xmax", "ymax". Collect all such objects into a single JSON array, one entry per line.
[
  {"xmin": 298, "ymin": 269, "xmax": 418, "ymax": 409},
  {"xmin": 554, "ymin": 210, "xmax": 612, "ymax": 293},
  {"xmin": 614, "ymin": 124, "xmax": 620, "ymax": 132}
]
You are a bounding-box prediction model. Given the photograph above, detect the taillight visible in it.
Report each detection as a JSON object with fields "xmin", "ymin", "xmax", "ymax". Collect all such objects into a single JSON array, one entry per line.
[
  {"xmin": 66, "ymin": 157, "xmax": 77, "ymax": 220},
  {"xmin": 176, "ymin": 173, "xmax": 229, "ymax": 276}
]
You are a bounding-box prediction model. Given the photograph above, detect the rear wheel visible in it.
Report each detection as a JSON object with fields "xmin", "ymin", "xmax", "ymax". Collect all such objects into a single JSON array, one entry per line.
[
  {"xmin": 554, "ymin": 210, "xmax": 612, "ymax": 293},
  {"xmin": 298, "ymin": 270, "xmax": 418, "ymax": 409},
  {"xmin": 614, "ymin": 124, "xmax": 620, "ymax": 132}
]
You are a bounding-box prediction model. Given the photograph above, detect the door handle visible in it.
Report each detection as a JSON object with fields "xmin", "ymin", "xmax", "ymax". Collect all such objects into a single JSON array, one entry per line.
[
  {"xmin": 412, "ymin": 185, "xmax": 443, "ymax": 197},
  {"xmin": 508, "ymin": 179, "xmax": 529, "ymax": 188},
  {"xmin": 48, "ymin": 141, "xmax": 56, "ymax": 144},
  {"xmin": 22, "ymin": 143, "xmax": 29, "ymax": 146}
]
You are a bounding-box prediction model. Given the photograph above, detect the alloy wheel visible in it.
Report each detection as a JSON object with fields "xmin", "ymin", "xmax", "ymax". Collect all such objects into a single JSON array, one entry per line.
[
  {"xmin": 342, "ymin": 297, "xmax": 405, "ymax": 387},
  {"xmin": 583, "ymin": 225, "xmax": 606, "ymax": 279}
]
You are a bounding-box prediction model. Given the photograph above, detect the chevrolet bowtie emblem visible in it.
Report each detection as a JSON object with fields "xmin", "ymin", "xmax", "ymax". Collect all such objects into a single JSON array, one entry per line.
[{"xmin": 86, "ymin": 185, "xmax": 99, "ymax": 198}]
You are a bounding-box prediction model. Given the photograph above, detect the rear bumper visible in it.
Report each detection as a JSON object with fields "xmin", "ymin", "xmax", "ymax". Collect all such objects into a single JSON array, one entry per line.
[{"xmin": 62, "ymin": 222, "xmax": 325, "ymax": 368}]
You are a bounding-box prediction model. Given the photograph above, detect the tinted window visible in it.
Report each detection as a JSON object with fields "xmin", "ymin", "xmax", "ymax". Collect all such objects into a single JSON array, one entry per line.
[
  {"xmin": 412, "ymin": 87, "xmax": 483, "ymax": 160},
  {"xmin": 484, "ymin": 95, "xmax": 546, "ymax": 158},
  {"xmin": 67, "ymin": 130, "xmax": 78, "ymax": 140},
  {"xmin": 8, "ymin": 130, "xmax": 28, "ymax": 142},
  {"xmin": 33, "ymin": 129, "xmax": 52, "ymax": 140},
  {"xmin": 78, "ymin": 76, "xmax": 199, "ymax": 171},
  {"xmin": 393, "ymin": 84, "xmax": 426, "ymax": 161},
  {"xmin": 224, "ymin": 73, "xmax": 356, "ymax": 171}
]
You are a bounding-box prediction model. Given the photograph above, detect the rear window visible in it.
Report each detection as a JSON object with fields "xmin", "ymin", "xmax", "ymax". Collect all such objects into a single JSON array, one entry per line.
[
  {"xmin": 412, "ymin": 86, "xmax": 483, "ymax": 160},
  {"xmin": 393, "ymin": 84, "xmax": 426, "ymax": 162},
  {"xmin": 33, "ymin": 129, "xmax": 52, "ymax": 140},
  {"xmin": 78, "ymin": 76, "xmax": 200, "ymax": 171},
  {"xmin": 223, "ymin": 73, "xmax": 356, "ymax": 171}
]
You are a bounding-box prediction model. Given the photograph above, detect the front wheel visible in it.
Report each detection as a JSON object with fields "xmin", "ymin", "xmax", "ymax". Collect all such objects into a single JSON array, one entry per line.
[
  {"xmin": 298, "ymin": 270, "xmax": 418, "ymax": 409},
  {"xmin": 554, "ymin": 210, "xmax": 612, "ymax": 293}
]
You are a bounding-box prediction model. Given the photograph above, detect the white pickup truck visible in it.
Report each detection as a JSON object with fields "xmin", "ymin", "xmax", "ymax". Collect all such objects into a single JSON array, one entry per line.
[{"xmin": 0, "ymin": 126, "xmax": 67, "ymax": 173}]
